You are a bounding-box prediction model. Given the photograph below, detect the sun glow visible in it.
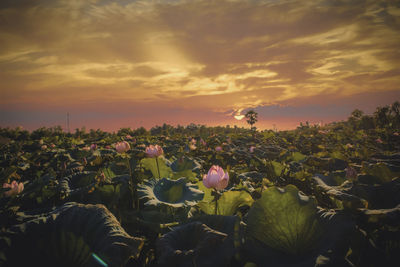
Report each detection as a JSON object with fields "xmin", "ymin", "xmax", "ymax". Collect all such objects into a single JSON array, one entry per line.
[{"xmin": 234, "ymin": 115, "xmax": 245, "ymax": 120}]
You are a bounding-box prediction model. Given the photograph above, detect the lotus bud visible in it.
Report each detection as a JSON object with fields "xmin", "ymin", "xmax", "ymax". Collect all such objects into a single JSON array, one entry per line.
[
  {"xmin": 215, "ymin": 146, "xmax": 222, "ymax": 152},
  {"xmin": 115, "ymin": 141, "xmax": 131, "ymax": 153},
  {"xmin": 90, "ymin": 144, "xmax": 97, "ymax": 150},
  {"xmin": 203, "ymin": 165, "xmax": 229, "ymax": 190},
  {"xmin": 145, "ymin": 144, "xmax": 163, "ymax": 157},
  {"xmin": 250, "ymin": 146, "xmax": 255, "ymax": 153}
]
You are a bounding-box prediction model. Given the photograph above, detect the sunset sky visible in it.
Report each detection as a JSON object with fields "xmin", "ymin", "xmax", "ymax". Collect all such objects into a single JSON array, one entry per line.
[{"xmin": 1, "ymin": 0, "xmax": 399, "ymax": 132}]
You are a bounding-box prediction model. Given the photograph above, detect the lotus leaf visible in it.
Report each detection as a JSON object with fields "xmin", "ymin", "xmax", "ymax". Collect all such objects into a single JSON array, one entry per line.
[
  {"xmin": 169, "ymin": 155, "xmax": 202, "ymax": 181},
  {"xmin": 2, "ymin": 202, "xmax": 144, "ymax": 267},
  {"xmin": 141, "ymin": 157, "xmax": 172, "ymax": 179},
  {"xmin": 157, "ymin": 222, "xmax": 231, "ymax": 266},
  {"xmin": 288, "ymin": 152, "xmax": 306, "ymax": 162},
  {"xmin": 138, "ymin": 177, "xmax": 204, "ymax": 209},
  {"xmin": 313, "ymin": 176, "xmax": 368, "ymax": 209},
  {"xmin": 246, "ymin": 185, "xmax": 322, "ymax": 255},
  {"xmin": 349, "ymin": 177, "xmax": 400, "ymax": 209},
  {"xmin": 197, "ymin": 189, "xmax": 254, "ymax": 216},
  {"xmin": 58, "ymin": 171, "xmax": 97, "ymax": 199},
  {"xmin": 361, "ymin": 162, "xmax": 399, "ymax": 184}
]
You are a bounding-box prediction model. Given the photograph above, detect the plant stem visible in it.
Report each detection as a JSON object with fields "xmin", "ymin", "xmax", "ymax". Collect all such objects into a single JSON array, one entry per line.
[
  {"xmin": 127, "ymin": 157, "xmax": 137, "ymax": 210},
  {"xmin": 214, "ymin": 189, "xmax": 218, "ymax": 215},
  {"xmin": 156, "ymin": 157, "xmax": 161, "ymax": 179}
]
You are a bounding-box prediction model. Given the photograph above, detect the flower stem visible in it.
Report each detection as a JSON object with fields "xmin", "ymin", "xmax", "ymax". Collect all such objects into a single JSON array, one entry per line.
[
  {"xmin": 127, "ymin": 157, "xmax": 137, "ymax": 210},
  {"xmin": 214, "ymin": 189, "xmax": 218, "ymax": 215},
  {"xmin": 156, "ymin": 157, "xmax": 161, "ymax": 179}
]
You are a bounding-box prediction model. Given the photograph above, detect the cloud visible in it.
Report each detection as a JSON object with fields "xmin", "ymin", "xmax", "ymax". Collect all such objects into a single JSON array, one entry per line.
[{"xmin": 0, "ymin": 0, "xmax": 399, "ymax": 130}]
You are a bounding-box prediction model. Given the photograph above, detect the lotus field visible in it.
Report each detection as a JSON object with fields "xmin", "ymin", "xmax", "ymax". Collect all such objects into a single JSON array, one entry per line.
[{"xmin": 1, "ymin": 113, "xmax": 400, "ymax": 266}]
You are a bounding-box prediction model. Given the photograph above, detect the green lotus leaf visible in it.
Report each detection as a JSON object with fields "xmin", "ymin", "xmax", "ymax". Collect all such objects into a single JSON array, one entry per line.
[
  {"xmin": 170, "ymin": 155, "xmax": 202, "ymax": 174},
  {"xmin": 2, "ymin": 202, "xmax": 144, "ymax": 267},
  {"xmin": 246, "ymin": 185, "xmax": 322, "ymax": 256},
  {"xmin": 197, "ymin": 182, "xmax": 254, "ymax": 216},
  {"xmin": 270, "ymin": 161, "xmax": 285, "ymax": 177},
  {"xmin": 140, "ymin": 157, "xmax": 172, "ymax": 179},
  {"xmin": 288, "ymin": 151, "xmax": 306, "ymax": 162},
  {"xmin": 58, "ymin": 171, "xmax": 97, "ymax": 198},
  {"xmin": 313, "ymin": 176, "xmax": 368, "ymax": 209},
  {"xmin": 156, "ymin": 222, "xmax": 231, "ymax": 267},
  {"xmin": 361, "ymin": 162, "xmax": 399, "ymax": 184},
  {"xmin": 138, "ymin": 177, "xmax": 204, "ymax": 209},
  {"xmin": 349, "ymin": 177, "xmax": 400, "ymax": 209},
  {"xmin": 169, "ymin": 156, "xmax": 200, "ymax": 181}
]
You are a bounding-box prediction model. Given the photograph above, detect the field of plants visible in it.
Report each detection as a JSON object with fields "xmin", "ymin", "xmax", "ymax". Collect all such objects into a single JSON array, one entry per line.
[{"xmin": 1, "ymin": 105, "xmax": 400, "ymax": 267}]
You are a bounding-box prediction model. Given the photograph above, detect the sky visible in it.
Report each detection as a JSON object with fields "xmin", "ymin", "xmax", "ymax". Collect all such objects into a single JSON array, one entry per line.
[{"xmin": 1, "ymin": 0, "xmax": 399, "ymax": 132}]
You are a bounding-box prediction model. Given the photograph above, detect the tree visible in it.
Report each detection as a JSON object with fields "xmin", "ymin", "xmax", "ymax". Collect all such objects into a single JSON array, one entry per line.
[
  {"xmin": 245, "ymin": 110, "xmax": 258, "ymax": 130},
  {"xmin": 390, "ymin": 101, "xmax": 400, "ymax": 129},
  {"xmin": 348, "ymin": 109, "xmax": 364, "ymax": 129},
  {"xmin": 374, "ymin": 105, "xmax": 390, "ymax": 128}
]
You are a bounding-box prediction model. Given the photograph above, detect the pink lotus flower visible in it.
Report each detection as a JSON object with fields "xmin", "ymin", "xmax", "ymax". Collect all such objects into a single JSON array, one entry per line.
[
  {"xmin": 203, "ymin": 165, "xmax": 229, "ymax": 190},
  {"xmin": 105, "ymin": 145, "xmax": 111, "ymax": 149},
  {"xmin": 394, "ymin": 132, "xmax": 399, "ymax": 136},
  {"xmin": 115, "ymin": 141, "xmax": 130, "ymax": 153},
  {"xmin": 376, "ymin": 138, "xmax": 383, "ymax": 144},
  {"xmin": 189, "ymin": 144, "xmax": 197, "ymax": 151},
  {"xmin": 3, "ymin": 180, "xmax": 24, "ymax": 197},
  {"xmin": 90, "ymin": 144, "xmax": 97, "ymax": 150},
  {"xmin": 215, "ymin": 146, "xmax": 222, "ymax": 152},
  {"xmin": 190, "ymin": 138, "xmax": 197, "ymax": 144},
  {"xmin": 145, "ymin": 145, "xmax": 163, "ymax": 157},
  {"xmin": 41, "ymin": 145, "xmax": 47, "ymax": 150},
  {"xmin": 82, "ymin": 146, "xmax": 91, "ymax": 152},
  {"xmin": 250, "ymin": 146, "xmax": 256, "ymax": 153},
  {"xmin": 50, "ymin": 143, "xmax": 56, "ymax": 148}
]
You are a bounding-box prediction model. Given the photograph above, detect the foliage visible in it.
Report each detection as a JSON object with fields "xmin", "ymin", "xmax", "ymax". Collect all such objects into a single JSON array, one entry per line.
[{"xmin": 0, "ymin": 101, "xmax": 399, "ymax": 266}]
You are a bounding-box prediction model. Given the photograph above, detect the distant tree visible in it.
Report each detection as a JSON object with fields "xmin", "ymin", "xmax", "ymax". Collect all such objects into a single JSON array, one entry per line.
[
  {"xmin": 374, "ymin": 105, "xmax": 390, "ymax": 128},
  {"xmin": 245, "ymin": 110, "xmax": 258, "ymax": 130},
  {"xmin": 348, "ymin": 109, "xmax": 364, "ymax": 129},
  {"xmin": 360, "ymin": 115, "xmax": 375, "ymax": 130},
  {"xmin": 390, "ymin": 101, "xmax": 400, "ymax": 129}
]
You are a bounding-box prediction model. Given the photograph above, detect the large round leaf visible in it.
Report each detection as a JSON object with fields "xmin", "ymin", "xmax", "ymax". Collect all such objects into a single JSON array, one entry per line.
[
  {"xmin": 246, "ymin": 185, "xmax": 322, "ymax": 256},
  {"xmin": 157, "ymin": 222, "xmax": 230, "ymax": 266},
  {"xmin": 2, "ymin": 202, "xmax": 144, "ymax": 267},
  {"xmin": 138, "ymin": 177, "xmax": 204, "ymax": 209}
]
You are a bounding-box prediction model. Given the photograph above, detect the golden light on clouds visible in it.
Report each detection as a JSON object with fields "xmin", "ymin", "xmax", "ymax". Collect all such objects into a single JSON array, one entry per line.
[{"xmin": 0, "ymin": 0, "xmax": 399, "ymax": 131}]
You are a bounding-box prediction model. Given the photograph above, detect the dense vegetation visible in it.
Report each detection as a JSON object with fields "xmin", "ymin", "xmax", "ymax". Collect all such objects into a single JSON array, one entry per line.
[{"xmin": 0, "ymin": 102, "xmax": 399, "ymax": 267}]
